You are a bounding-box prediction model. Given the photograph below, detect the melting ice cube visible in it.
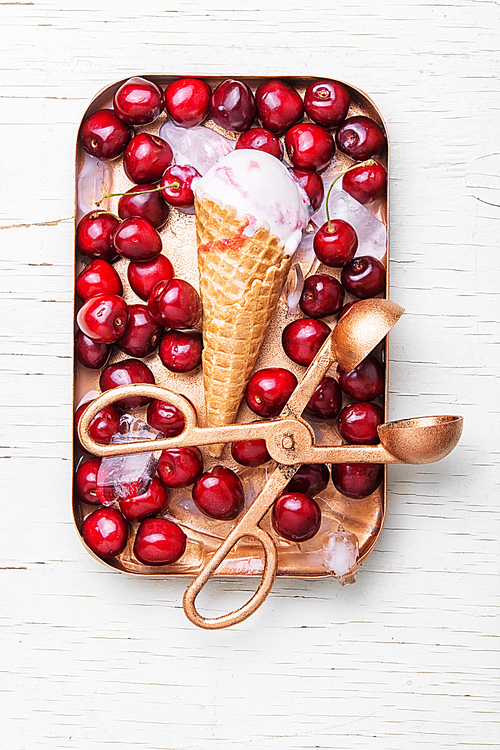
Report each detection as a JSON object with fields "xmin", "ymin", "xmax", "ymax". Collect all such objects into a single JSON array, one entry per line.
[
  {"xmin": 322, "ymin": 531, "xmax": 359, "ymax": 584},
  {"xmin": 97, "ymin": 414, "xmax": 163, "ymax": 505},
  {"xmin": 77, "ymin": 153, "xmax": 113, "ymax": 220},
  {"xmin": 160, "ymin": 120, "xmax": 234, "ymax": 176}
]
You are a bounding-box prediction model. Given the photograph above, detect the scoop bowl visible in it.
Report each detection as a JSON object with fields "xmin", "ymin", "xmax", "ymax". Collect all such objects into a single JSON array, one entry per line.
[{"xmin": 378, "ymin": 415, "xmax": 463, "ymax": 464}]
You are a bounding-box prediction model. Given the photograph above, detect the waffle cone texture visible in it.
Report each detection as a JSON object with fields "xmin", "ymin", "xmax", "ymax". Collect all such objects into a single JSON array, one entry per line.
[{"xmin": 195, "ymin": 195, "xmax": 292, "ymax": 456}]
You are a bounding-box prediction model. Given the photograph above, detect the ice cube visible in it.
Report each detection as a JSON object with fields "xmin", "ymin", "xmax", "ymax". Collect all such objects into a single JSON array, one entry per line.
[
  {"xmin": 160, "ymin": 120, "xmax": 234, "ymax": 176},
  {"xmin": 77, "ymin": 153, "xmax": 113, "ymax": 220},
  {"xmin": 97, "ymin": 414, "xmax": 163, "ymax": 505},
  {"xmin": 322, "ymin": 530, "xmax": 359, "ymax": 584}
]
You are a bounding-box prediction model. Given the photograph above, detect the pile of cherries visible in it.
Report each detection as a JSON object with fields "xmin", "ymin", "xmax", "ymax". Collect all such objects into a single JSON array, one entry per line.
[{"xmin": 75, "ymin": 75, "xmax": 388, "ymax": 564}]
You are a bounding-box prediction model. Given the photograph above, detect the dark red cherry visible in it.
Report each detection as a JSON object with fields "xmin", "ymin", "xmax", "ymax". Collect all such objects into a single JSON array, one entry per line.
[
  {"xmin": 113, "ymin": 77, "xmax": 163, "ymax": 125},
  {"xmin": 147, "ymin": 399, "xmax": 186, "ymax": 437},
  {"xmin": 80, "ymin": 109, "xmax": 132, "ymax": 160},
  {"xmin": 159, "ymin": 329, "xmax": 202, "ymax": 372},
  {"xmin": 134, "ymin": 517, "xmax": 186, "ymax": 566},
  {"xmin": 304, "ymin": 79, "xmax": 350, "ymax": 128},
  {"xmin": 209, "ymin": 79, "xmax": 256, "ymax": 132},
  {"xmin": 75, "ymin": 401, "xmax": 121, "ymax": 450},
  {"xmin": 119, "ymin": 476, "xmax": 168, "ymax": 522},
  {"xmin": 82, "ymin": 507, "xmax": 128, "ymax": 558},
  {"xmin": 158, "ymin": 447, "xmax": 203, "ymax": 488},
  {"xmin": 338, "ymin": 402, "xmax": 384, "ymax": 445},
  {"xmin": 160, "ymin": 165, "xmax": 201, "ymax": 208},
  {"xmin": 336, "ymin": 116, "xmax": 386, "ymax": 161},
  {"xmin": 313, "ymin": 219, "xmax": 358, "ymax": 267},
  {"xmin": 75, "ymin": 457, "xmax": 102, "ymax": 505},
  {"xmin": 116, "ymin": 304, "xmax": 163, "ymax": 358},
  {"xmin": 343, "ymin": 162, "xmax": 387, "ymax": 204},
  {"xmin": 113, "ymin": 217, "xmax": 162, "ymax": 262},
  {"xmin": 256, "ymin": 79, "xmax": 303, "ymax": 133},
  {"xmin": 77, "ymin": 293, "xmax": 128, "ymax": 344},
  {"xmin": 245, "ymin": 368, "xmax": 298, "ymax": 418},
  {"xmin": 75, "ymin": 330, "xmax": 111, "ymax": 370},
  {"xmin": 231, "ymin": 439, "xmax": 271, "ymax": 467},
  {"xmin": 303, "ymin": 376, "xmax": 342, "ymax": 421},
  {"xmin": 337, "ymin": 301, "xmax": 359, "ymax": 320},
  {"xmin": 272, "ymin": 492, "xmax": 321, "ymax": 542},
  {"xmin": 331, "ymin": 463, "xmax": 383, "ymax": 499},
  {"xmin": 290, "ymin": 169, "xmax": 324, "ymax": 212},
  {"xmin": 147, "ymin": 278, "xmax": 201, "ymax": 329},
  {"xmin": 123, "ymin": 133, "xmax": 173, "ymax": 184},
  {"xmin": 99, "ymin": 359, "xmax": 155, "ymax": 410},
  {"xmin": 235, "ymin": 127, "xmax": 283, "ymax": 158},
  {"xmin": 76, "ymin": 211, "xmax": 120, "ymax": 262},
  {"xmin": 76, "ymin": 259, "xmax": 123, "ymax": 302},
  {"xmin": 299, "ymin": 274, "xmax": 344, "ymax": 318},
  {"xmin": 285, "ymin": 464, "xmax": 329, "ymax": 496},
  {"xmin": 192, "ymin": 466, "xmax": 244, "ymax": 520},
  {"xmin": 337, "ymin": 355, "xmax": 384, "ymax": 401},
  {"xmin": 118, "ymin": 184, "xmax": 169, "ymax": 229},
  {"xmin": 341, "ymin": 256, "xmax": 386, "ymax": 299},
  {"xmin": 128, "ymin": 255, "xmax": 174, "ymax": 301},
  {"xmin": 282, "ymin": 318, "xmax": 330, "ymax": 366},
  {"xmin": 285, "ymin": 123, "xmax": 334, "ymax": 172},
  {"xmin": 164, "ymin": 77, "xmax": 211, "ymax": 127}
]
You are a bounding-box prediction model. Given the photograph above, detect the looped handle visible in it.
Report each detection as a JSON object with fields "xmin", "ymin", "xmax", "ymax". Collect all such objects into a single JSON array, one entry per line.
[{"xmin": 183, "ymin": 526, "xmax": 278, "ymax": 630}]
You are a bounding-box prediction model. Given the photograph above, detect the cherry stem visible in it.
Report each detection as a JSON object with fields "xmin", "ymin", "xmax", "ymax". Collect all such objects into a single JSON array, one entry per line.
[
  {"xmin": 96, "ymin": 183, "xmax": 180, "ymax": 207},
  {"xmin": 90, "ymin": 209, "xmax": 121, "ymax": 221},
  {"xmin": 325, "ymin": 160, "xmax": 375, "ymax": 231}
]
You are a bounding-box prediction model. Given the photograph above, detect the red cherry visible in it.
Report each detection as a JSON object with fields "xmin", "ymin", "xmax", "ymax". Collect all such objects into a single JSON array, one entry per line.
[
  {"xmin": 75, "ymin": 457, "xmax": 102, "ymax": 505},
  {"xmin": 113, "ymin": 77, "xmax": 163, "ymax": 125},
  {"xmin": 285, "ymin": 123, "xmax": 334, "ymax": 172},
  {"xmin": 118, "ymin": 184, "xmax": 169, "ymax": 229},
  {"xmin": 272, "ymin": 492, "xmax": 321, "ymax": 542},
  {"xmin": 147, "ymin": 278, "xmax": 201, "ymax": 329},
  {"xmin": 285, "ymin": 463, "xmax": 329, "ymax": 496},
  {"xmin": 299, "ymin": 274, "xmax": 344, "ymax": 318},
  {"xmin": 192, "ymin": 466, "xmax": 244, "ymax": 520},
  {"xmin": 313, "ymin": 219, "xmax": 358, "ymax": 267},
  {"xmin": 164, "ymin": 77, "xmax": 211, "ymax": 128},
  {"xmin": 282, "ymin": 318, "xmax": 330, "ymax": 366},
  {"xmin": 331, "ymin": 463, "xmax": 383, "ymax": 499},
  {"xmin": 77, "ymin": 293, "xmax": 128, "ymax": 344},
  {"xmin": 80, "ymin": 109, "xmax": 132, "ymax": 160},
  {"xmin": 147, "ymin": 399, "xmax": 186, "ymax": 437},
  {"xmin": 75, "ymin": 401, "xmax": 121, "ymax": 450},
  {"xmin": 134, "ymin": 517, "xmax": 186, "ymax": 566},
  {"xmin": 75, "ymin": 330, "xmax": 111, "ymax": 370},
  {"xmin": 159, "ymin": 329, "xmax": 202, "ymax": 372},
  {"xmin": 245, "ymin": 368, "xmax": 298, "ymax": 418},
  {"xmin": 304, "ymin": 79, "xmax": 350, "ymax": 128},
  {"xmin": 158, "ymin": 447, "xmax": 203, "ymax": 488},
  {"xmin": 231, "ymin": 439, "xmax": 271, "ymax": 467},
  {"xmin": 128, "ymin": 255, "xmax": 174, "ymax": 301},
  {"xmin": 303, "ymin": 376, "xmax": 342, "ymax": 421},
  {"xmin": 209, "ymin": 79, "xmax": 256, "ymax": 132},
  {"xmin": 337, "ymin": 355, "xmax": 384, "ymax": 402},
  {"xmin": 341, "ymin": 256, "xmax": 386, "ymax": 299},
  {"xmin": 290, "ymin": 169, "xmax": 324, "ymax": 212},
  {"xmin": 116, "ymin": 304, "xmax": 163, "ymax": 358},
  {"xmin": 76, "ymin": 211, "xmax": 120, "ymax": 262},
  {"xmin": 113, "ymin": 217, "xmax": 162, "ymax": 262},
  {"xmin": 160, "ymin": 165, "xmax": 201, "ymax": 208},
  {"xmin": 337, "ymin": 301, "xmax": 359, "ymax": 320},
  {"xmin": 99, "ymin": 359, "xmax": 155, "ymax": 410},
  {"xmin": 235, "ymin": 127, "xmax": 283, "ymax": 158},
  {"xmin": 82, "ymin": 507, "xmax": 128, "ymax": 558},
  {"xmin": 342, "ymin": 162, "xmax": 387, "ymax": 204},
  {"xmin": 336, "ymin": 116, "xmax": 386, "ymax": 161},
  {"xmin": 76, "ymin": 259, "xmax": 123, "ymax": 302},
  {"xmin": 123, "ymin": 133, "xmax": 174, "ymax": 184},
  {"xmin": 119, "ymin": 476, "xmax": 169, "ymax": 522},
  {"xmin": 338, "ymin": 402, "xmax": 384, "ymax": 445},
  {"xmin": 256, "ymin": 79, "xmax": 303, "ymax": 133}
]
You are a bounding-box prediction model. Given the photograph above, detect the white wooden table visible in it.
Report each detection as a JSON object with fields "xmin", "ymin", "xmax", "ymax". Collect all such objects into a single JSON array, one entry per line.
[{"xmin": 1, "ymin": 2, "xmax": 498, "ymax": 748}]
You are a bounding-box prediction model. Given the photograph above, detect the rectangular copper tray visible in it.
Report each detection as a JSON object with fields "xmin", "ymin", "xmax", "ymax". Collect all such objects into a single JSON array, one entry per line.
[{"xmin": 73, "ymin": 75, "xmax": 389, "ymax": 579}]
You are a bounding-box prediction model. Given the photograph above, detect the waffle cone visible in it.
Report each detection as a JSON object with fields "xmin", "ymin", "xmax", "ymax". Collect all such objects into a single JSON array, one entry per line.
[{"xmin": 195, "ymin": 195, "xmax": 292, "ymax": 457}]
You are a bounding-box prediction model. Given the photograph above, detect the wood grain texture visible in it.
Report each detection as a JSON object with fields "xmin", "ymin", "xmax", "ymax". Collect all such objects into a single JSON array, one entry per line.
[{"xmin": 0, "ymin": 0, "xmax": 499, "ymax": 748}]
